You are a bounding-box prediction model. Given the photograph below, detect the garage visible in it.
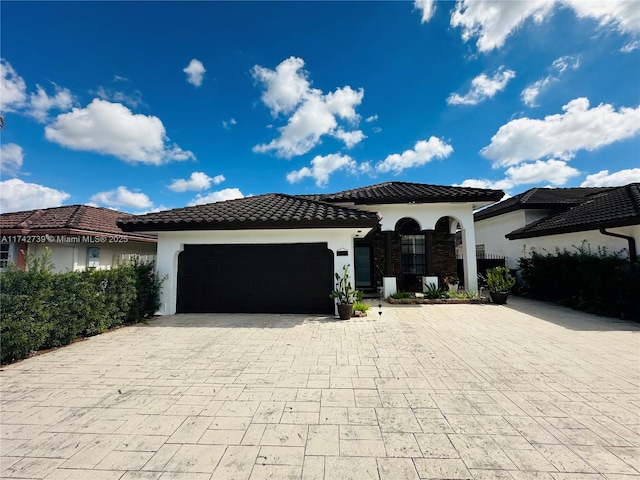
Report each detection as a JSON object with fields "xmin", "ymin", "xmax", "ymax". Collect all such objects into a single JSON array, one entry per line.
[{"xmin": 177, "ymin": 243, "xmax": 334, "ymax": 314}]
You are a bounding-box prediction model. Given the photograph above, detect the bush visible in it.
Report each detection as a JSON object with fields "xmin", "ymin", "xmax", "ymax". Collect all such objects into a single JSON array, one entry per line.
[
  {"xmin": 518, "ymin": 243, "xmax": 640, "ymax": 320},
  {"xmin": 0, "ymin": 250, "xmax": 165, "ymax": 364}
]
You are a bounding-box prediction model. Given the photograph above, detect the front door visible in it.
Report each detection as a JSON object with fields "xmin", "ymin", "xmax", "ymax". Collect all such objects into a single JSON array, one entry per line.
[{"xmin": 355, "ymin": 244, "xmax": 373, "ymax": 289}]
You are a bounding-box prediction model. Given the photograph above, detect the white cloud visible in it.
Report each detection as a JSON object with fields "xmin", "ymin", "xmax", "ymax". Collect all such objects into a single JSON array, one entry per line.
[
  {"xmin": 376, "ymin": 137, "xmax": 453, "ymax": 174},
  {"xmin": 222, "ymin": 118, "xmax": 237, "ymax": 130},
  {"xmin": 28, "ymin": 84, "xmax": 74, "ymax": 122},
  {"xmin": 365, "ymin": 114, "xmax": 378, "ymax": 122},
  {"xmin": 252, "ymin": 57, "xmax": 365, "ymax": 158},
  {"xmin": 0, "ymin": 143, "xmax": 24, "ymax": 176},
  {"xmin": 183, "ymin": 59, "xmax": 206, "ymax": 87},
  {"xmin": 505, "ymin": 159, "xmax": 580, "ymax": 185},
  {"xmin": 414, "ymin": 0, "xmax": 436, "ymax": 23},
  {"xmin": 458, "ymin": 159, "xmax": 581, "ymax": 191},
  {"xmin": 94, "ymin": 86, "xmax": 144, "ymax": 108},
  {"xmin": 621, "ymin": 40, "xmax": 640, "ymax": 53},
  {"xmin": 0, "ymin": 179, "xmax": 69, "ymax": 213},
  {"xmin": 450, "ymin": 0, "xmax": 640, "ymax": 53},
  {"xmin": 481, "ymin": 98, "xmax": 640, "ymax": 167},
  {"xmin": 168, "ymin": 172, "xmax": 225, "ymax": 192},
  {"xmin": 90, "ymin": 186, "xmax": 153, "ymax": 209},
  {"xmin": 44, "ymin": 99, "xmax": 195, "ymax": 165},
  {"xmin": 580, "ymin": 168, "xmax": 640, "ymax": 187},
  {"xmin": 447, "ymin": 67, "xmax": 515, "ymax": 105},
  {"xmin": 522, "ymin": 55, "xmax": 580, "ymax": 107},
  {"xmin": 189, "ymin": 188, "xmax": 244, "ymax": 206},
  {"xmin": 0, "ymin": 59, "xmax": 27, "ymax": 112},
  {"xmin": 287, "ymin": 153, "xmax": 356, "ymax": 187}
]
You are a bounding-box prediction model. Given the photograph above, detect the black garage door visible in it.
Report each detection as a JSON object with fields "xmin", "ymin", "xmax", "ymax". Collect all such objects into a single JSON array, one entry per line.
[{"xmin": 177, "ymin": 243, "xmax": 335, "ymax": 314}]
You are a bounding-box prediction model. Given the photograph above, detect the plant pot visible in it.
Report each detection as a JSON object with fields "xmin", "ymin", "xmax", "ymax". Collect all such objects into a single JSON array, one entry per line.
[
  {"xmin": 448, "ymin": 284, "xmax": 459, "ymax": 293},
  {"xmin": 489, "ymin": 291, "xmax": 509, "ymax": 305},
  {"xmin": 337, "ymin": 304, "xmax": 353, "ymax": 320}
]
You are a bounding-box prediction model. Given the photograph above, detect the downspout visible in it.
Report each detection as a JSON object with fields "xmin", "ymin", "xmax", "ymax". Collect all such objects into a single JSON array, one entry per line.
[{"xmin": 599, "ymin": 228, "xmax": 637, "ymax": 263}]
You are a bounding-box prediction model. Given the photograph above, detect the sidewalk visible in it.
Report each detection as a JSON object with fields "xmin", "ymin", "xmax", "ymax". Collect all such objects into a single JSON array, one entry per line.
[{"xmin": 1, "ymin": 297, "xmax": 638, "ymax": 479}]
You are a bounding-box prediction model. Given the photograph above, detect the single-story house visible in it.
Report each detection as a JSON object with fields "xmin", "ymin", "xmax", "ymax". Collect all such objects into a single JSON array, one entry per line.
[
  {"xmin": 118, "ymin": 182, "xmax": 503, "ymax": 315},
  {"xmin": 474, "ymin": 183, "xmax": 640, "ymax": 269},
  {"xmin": 0, "ymin": 205, "xmax": 157, "ymax": 273}
]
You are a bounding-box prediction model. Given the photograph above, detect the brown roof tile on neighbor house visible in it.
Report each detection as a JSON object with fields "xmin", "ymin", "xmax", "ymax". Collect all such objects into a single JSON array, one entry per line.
[
  {"xmin": 0, "ymin": 205, "xmax": 156, "ymax": 242},
  {"xmin": 118, "ymin": 193, "xmax": 380, "ymax": 232},
  {"xmin": 321, "ymin": 181, "xmax": 504, "ymax": 205},
  {"xmin": 506, "ymin": 183, "xmax": 640, "ymax": 239},
  {"xmin": 474, "ymin": 186, "xmax": 611, "ymax": 222}
]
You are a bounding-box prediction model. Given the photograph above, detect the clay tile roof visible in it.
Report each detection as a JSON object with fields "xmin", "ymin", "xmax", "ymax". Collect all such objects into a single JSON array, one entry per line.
[
  {"xmin": 0, "ymin": 205, "xmax": 156, "ymax": 241},
  {"xmin": 321, "ymin": 181, "xmax": 504, "ymax": 204},
  {"xmin": 118, "ymin": 193, "xmax": 380, "ymax": 232},
  {"xmin": 506, "ymin": 183, "xmax": 640, "ymax": 239},
  {"xmin": 474, "ymin": 186, "xmax": 610, "ymax": 221}
]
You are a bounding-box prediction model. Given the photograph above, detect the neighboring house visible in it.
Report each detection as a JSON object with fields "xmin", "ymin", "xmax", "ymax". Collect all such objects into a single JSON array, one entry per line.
[
  {"xmin": 118, "ymin": 182, "xmax": 503, "ymax": 315},
  {"xmin": 474, "ymin": 184, "xmax": 640, "ymax": 269},
  {"xmin": 0, "ymin": 205, "xmax": 157, "ymax": 273}
]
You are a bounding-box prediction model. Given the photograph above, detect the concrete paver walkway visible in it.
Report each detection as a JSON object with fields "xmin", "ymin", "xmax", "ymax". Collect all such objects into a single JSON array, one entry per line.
[{"xmin": 1, "ymin": 297, "xmax": 639, "ymax": 480}]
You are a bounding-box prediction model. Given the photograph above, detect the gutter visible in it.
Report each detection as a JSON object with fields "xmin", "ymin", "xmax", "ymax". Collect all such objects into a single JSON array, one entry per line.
[{"xmin": 599, "ymin": 228, "xmax": 637, "ymax": 263}]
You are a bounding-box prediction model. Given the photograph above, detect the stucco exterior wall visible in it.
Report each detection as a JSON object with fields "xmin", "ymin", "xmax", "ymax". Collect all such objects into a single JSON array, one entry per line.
[
  {"xmin": 154, "ymin": 228, "xmax": 368, "ymax": 315},
  {"xmin": 26, "ymin": 241, "xmax": 156, "ymax": 273},
  {"xmin": 475, "ymin": 211, "xmax": 639, "ymax": 268}
]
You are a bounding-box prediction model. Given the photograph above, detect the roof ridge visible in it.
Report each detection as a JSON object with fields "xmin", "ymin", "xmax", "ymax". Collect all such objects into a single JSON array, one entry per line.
[
  {"xmin": 626, "ymin": 183, "xmax": 640, "ymax": 214},
  {"xmin": 67, "ymin": 205, "xmax": 85, "ymax": 229}
]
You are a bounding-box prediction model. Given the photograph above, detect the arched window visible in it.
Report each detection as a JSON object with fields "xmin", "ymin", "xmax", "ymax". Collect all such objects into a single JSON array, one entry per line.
[{"xmin": 398, "ymin": 219, "xmax": 425, "ymax": 275}]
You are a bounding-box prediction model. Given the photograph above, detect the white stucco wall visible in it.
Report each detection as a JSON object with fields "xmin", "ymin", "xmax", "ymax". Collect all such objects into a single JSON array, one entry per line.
[
  {"xmin": 475, "ymin": 211, "xmax": 639, "ymax": 268},
  {"xmin": 27, "ymin": 241, "xmax": 156, "ymax": 273},
  {"xmin": 154, "ymin": 227, "xmax": 369, "ymax": 315}
]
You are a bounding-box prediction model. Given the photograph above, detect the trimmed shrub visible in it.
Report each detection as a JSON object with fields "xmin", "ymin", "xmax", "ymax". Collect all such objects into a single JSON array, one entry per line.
[
  {"xmin": 0, "ymin": 250, "xmax": 164, "ymax": 364},
  {"xmin": 518, "ymin": 243, "xmax": 640, "ymax": 320}
]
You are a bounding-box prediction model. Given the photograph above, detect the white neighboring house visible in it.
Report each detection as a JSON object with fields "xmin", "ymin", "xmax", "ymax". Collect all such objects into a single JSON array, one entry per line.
[
  {"xmin": 118, "ymin": 182, "xmax": 504, "ymax": 316},
  {"xmin": 0, "ymin": 205, "xmax": 157, "ymax": 273},
  {"xmin": 474, "ymin": 184, "xmax": 640, "ymax": 269}
]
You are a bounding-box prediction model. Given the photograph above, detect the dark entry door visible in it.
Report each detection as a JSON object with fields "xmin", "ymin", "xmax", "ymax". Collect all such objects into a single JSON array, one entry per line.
[
  {"xmin": 177, "ymin": 243, "xmax": 334, "ymax": 314},
  {"xmin": 355, "ymin": 245, "xmax": 373, "ymax": 288}
]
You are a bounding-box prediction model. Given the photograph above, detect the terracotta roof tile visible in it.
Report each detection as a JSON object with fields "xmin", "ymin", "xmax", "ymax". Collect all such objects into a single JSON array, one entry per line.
[
  {"xmin": 1, "ymin": 205, "xmax": 156, "ymax": 241},
  {"xmin": 506, "ymin": 184, "xmax": 640, "ymax": 239},
  {"xmin": 118, "ymin": 193, "xmax": 380, "ymax": 232},
  {"xmin": 322, "ymin": 181, "xmax": 504, "ymax": 204}
]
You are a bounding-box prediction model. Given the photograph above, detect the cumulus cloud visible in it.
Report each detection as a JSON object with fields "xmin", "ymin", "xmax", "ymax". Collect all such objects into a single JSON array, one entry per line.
[
  {"xmin": 580, "ymin": 168, "xmax": 640, "ymax": 187},
  {"xmin": 189, "ymin": 188, "xmax": 244, "ymax": 206},
  {"xmin": 90, "ymin": 186, "xmax": 153, "ymax": 210},
  {"xmin": 44, "ymin": 99, "xmax": 195, "ymax": 165},
  {"xmin": 168, "ymin": 172, "xmax": 225, "ymax": 192},
  {"xmin": 481, "ymin": 98, "xmax": 640, "ymax": 167},
  {"xmin": 222, "ymin": 118, "xmax": 237, "ymax": 130},
  {"xmin": 1, "ymin": 59, "xmax": 27, "ymax": 112},
  {"xmin": 376, "ymin": 137, "xmax": 453, "ymax": 174},
  {"xmin": 183, "ymin": 59, "xmax": 206, "ymax": 87},
  {"xmin": 458, "ymin": 159, "xmax": 580, "ymax": 191},
  {"xmin": 521, "ymin": 55, "xmax": 580, "ymax": 107},
  {"xmin": 287, "ymin": 153, "xmax": 356, "ymax": 187},
  {"xmin": 450, "ymin": 0, "xmax": 640, "ymax": 53},
  {"xmin": 252, "ymin": 57, "xmax": 365, "ymax": 158},
  {"xmin": 365, "ymin": 115, "xmax": 378, "ymax": 122},
  {"xmin": 0, "ymin": 179, "xmax": 69, "ymax": 213},
  {"xmin": 414, "ymin": 0, "xmax": 436, "ymax": 23},
  {"xmin": 0, "ymin": 143, "xmax": 24, "ymax": 177},
  {"xmin": 448, "ymin": 67, "xmax": 515, "ymax": 106},
  {"xmin": 28, "ymin": 84, "xmax": 74, "ymax": 122}
]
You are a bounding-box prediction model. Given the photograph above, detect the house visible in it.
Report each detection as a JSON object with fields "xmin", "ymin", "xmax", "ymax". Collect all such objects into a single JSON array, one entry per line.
[
  {"xmin": 118, "ymin": 182, "xmax": 503, "ymax": 315},
  {"xmin": 474, "ymin": 184, "xmax": 640, "ymax": 269},
  {"xmin": 0, "ymin": 205, "xmax": 157, "ymax": 273}
]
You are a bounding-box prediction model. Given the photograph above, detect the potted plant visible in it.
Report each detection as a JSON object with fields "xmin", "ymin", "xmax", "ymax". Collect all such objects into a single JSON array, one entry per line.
[
  {"xmin": 444, "ymin": 275, "xmax": 459, "ymax": 293},
  {"xmin": 485, "ymin": 266, "xmax": 516, "ymax": 304},
  {"xmin": 330, "ymin": 264, "xmax": 359, "ymax": 319}
]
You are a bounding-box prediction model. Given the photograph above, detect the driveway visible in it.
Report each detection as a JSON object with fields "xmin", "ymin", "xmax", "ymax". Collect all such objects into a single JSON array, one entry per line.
[{"xmin": 1, "ymin": 298, "xmax": 639, "ymax": 480}]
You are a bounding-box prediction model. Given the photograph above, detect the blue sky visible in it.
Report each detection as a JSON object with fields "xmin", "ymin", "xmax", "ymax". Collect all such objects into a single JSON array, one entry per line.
[{"xmin": 1, "ymin": 0, "xmax": 639, "ymax": 213}]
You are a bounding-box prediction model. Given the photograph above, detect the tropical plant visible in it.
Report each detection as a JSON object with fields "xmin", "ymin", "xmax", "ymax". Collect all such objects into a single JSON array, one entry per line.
[
  {"xmin": 424, "ymin": 282, "xmax": 448, "ymax": 299},
  {"xmin": 329, "ymin": 264, "xmax": 359, "ymax": 305},
  {"xmin": 353, "ymin": 301, "xmax": 370, "ymax": 313},
  {"xmin": 485, "ymin": 266, "xmax": 516, "ymax": 293},
  {"xmin": 389, "ymin": 291, "xmax": 411, "ymax": 299}
]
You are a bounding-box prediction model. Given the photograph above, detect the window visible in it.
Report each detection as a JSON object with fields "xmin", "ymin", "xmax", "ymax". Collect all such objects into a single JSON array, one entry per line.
[
  {"xmin": 476, "ymin": 244, "xmax": 486, "ymax": 258},
  {"xmin": 401, "ymin": 234, "xmax": 425, "ymax": 275},
  {"xmin": 0, "ymin": 243, "xmax": 10, "ymax": 269}
]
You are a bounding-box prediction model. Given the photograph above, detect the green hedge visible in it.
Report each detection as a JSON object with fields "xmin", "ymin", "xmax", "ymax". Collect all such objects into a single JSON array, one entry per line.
[
  {"xmin": 518, "ymin": 244, "xmax": 639, "ymax": 320},
  {"xmin": 0, "ymin": 251, "xmax": 164, "ymax": 364}
]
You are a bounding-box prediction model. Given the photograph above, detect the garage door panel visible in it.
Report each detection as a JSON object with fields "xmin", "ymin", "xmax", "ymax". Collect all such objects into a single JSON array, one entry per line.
[{"xmin": 177, "ymin": 243, "xmax": 334, "ymax": 314}]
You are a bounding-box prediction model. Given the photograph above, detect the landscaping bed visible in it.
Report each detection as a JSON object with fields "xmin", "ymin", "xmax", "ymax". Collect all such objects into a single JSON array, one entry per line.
[{"xmin": 387, "ymin": 296, "xmax": 490, "ymax": 305}]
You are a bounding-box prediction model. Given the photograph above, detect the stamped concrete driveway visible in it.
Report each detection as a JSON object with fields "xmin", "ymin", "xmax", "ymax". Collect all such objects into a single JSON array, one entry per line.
[{"xmin": 1, "ymin": 298, "xmax": 639, "ymax": 480}]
